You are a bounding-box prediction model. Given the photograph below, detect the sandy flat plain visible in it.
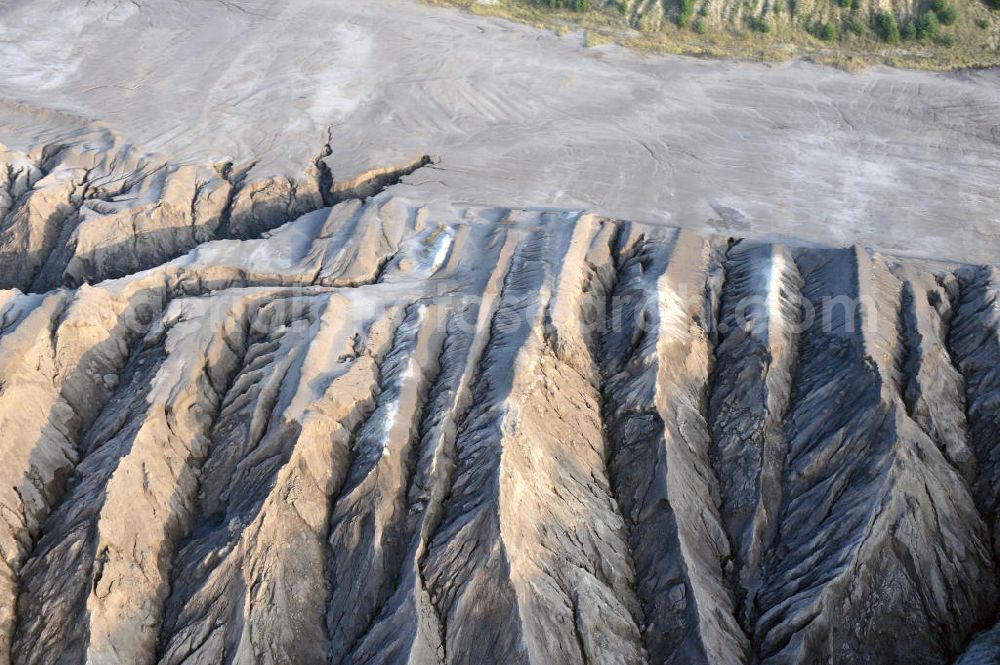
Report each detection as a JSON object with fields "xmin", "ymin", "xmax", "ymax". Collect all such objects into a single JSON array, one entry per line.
[{"xmin": 0, "ymin": 0, "xmax": 998, "ymax": 262}]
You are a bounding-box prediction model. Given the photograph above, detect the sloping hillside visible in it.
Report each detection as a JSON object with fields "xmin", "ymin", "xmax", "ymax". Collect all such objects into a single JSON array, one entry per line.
[
  {"xmin": 2, "ymin": 133, "xmax": 1000, "ymax": 663},
  {"xmin": 441, "ymin": 0, "xmax": 1000, "ymax": 68}
]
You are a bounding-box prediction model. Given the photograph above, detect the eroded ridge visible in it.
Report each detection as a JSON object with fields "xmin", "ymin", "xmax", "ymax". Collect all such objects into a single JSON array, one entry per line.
[
  {"xmin": 1, "ymin": 168, "xmax": 1000, "ymax": 664},
  {"xmin": 0, "ymin": 129, "xmax": 431, "ymax": 293}
]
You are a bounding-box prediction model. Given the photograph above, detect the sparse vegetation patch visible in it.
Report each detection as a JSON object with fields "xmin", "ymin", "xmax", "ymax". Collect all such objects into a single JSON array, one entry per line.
[{"xmin": 431, "ymin": 0, "xmax": 1000, "ymax": 69}]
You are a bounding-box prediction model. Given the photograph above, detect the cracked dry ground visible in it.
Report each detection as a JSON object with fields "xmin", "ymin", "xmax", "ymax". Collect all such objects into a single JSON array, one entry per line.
[{"xmin": 2, "ymin": 133, "xmax": 1000, "ymax": 665}]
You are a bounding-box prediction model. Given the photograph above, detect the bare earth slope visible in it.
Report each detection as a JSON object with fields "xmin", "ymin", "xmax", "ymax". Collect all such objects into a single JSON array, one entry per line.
[
  {"xmin": 1, "ymin": 181, "xmax": 1000, "ymax": 665},
  {"xmin": 1, "ymin": 1, "xmax": 1000, "ymax": 664}
]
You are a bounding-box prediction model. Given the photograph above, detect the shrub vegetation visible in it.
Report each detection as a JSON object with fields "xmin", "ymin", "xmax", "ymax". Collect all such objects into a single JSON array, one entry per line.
[
  {"xmin": 674, "ymin": 0, "xmax": 697, "ymax": 26},
  {"xmin": 538, "ymin": 0, "xmax": 591, "ymax": 9},
  {"xmin": 916, "ymin": 9, "xmax": 941, "ymax": 38},
  {"xmin": 845, "ymin": 16, "xmax": 865, "ymax": 34},
  {"xmin": 931, "ymin": 0, "xmax": 958, "ymax": 24},
  {"xmin": 877, "ymin": 11, "xmax": 901, "ymax": 42}
]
